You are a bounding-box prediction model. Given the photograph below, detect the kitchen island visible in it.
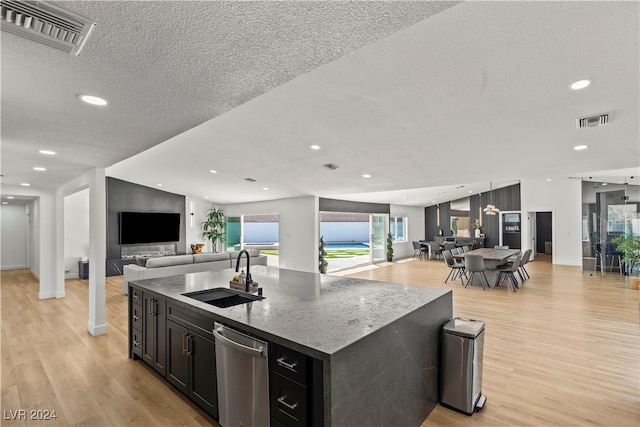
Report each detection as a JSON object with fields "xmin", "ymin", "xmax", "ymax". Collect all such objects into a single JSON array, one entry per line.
[{"xmin": 129, "ymin": 266, "xmax": 452, "ymax": 426}]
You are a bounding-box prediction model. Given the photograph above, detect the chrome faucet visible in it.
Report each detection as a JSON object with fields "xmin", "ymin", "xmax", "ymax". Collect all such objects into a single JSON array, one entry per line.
[{"xmin": 235, "ymin": 250, "xmax": 253, "ymax": 292}]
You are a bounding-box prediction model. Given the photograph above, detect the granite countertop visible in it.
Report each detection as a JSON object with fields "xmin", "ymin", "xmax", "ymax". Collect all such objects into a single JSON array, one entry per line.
[{"xmin": 130, "ymin": 266, "xmax": 450, "ymax": 360}]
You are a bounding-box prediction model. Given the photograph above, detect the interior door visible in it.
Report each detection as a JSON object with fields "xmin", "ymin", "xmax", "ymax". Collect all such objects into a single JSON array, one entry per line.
[{"xmin": 371, "ymin": 214, "xmax": 388, "ymax": 263}]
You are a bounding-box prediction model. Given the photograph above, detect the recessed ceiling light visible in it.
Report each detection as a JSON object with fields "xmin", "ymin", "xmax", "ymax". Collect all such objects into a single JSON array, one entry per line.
[
  {"xmin": 601, "ymin": 182, "xmax": 608, "ymax": 186},
  {"xmin": 210, "ymin": 170, "xmax": 217, "ymax": 174},
  {"xmin": 546, "ymin": 178, "xmax": 552, "ymax": 182},
  {"xmin": 20, "ymin": 183, "xmax": 31, "ymax": 186},
  {"xmin": 157, "ymin": 184, "xmax": 163, "ymax": 187},
  {"xmin": 570, "ymin": 79, "xmax": 591, "ymax": 90},
  {"xmin": 573, "ymin": 144, "xmax": 589, "ymax": 151},
  {"xmin": 204, "ymin": 196, "xmax": 209, "ymax": 199},
  {"xmin": 33, "ymin": 167, "xmax": 47, "ymax": 171},
  {"xmin": 78, "ymin": 94, "xmax": 108, "ymax": 106},
  {"xmin": 262, "ymin": 187, "xmax": 269, "ymax": 191},
  {"xmin": 2, "ymin": 202, "xmax": 8, "ymax": 205},
  {"xmin": 432, "ymin": 200, "xmax": 436, "ymax": 203},
  {"xmin": 39, "ymin": 150, "xmax": 56, "ymax": 155},
  {"xmin": 362, "ymin": 174, "xmax": 372, "ymax": 178},
  {"xmin": 7, "ymin": 196, "xmax": 15, "ymax": 199},
  {"xmin": 310, "ymin": 145, "xmax": 321, "ymax": 150},
  {"xmin": 468, "ymin": 190, "xmax": 473, "ymax": 194}
]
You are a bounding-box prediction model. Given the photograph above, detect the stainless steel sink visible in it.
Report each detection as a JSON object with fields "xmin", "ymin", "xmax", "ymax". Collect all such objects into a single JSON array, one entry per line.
[{"xmin": 182, "ymin": 287, "xmax": 264, "ymax": 308}]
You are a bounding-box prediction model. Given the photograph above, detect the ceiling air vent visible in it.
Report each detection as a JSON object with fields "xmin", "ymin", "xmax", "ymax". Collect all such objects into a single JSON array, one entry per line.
[
  {"xmin": 323, "ymin": 163, "xmax": 339, "ymax": 170},
  {"xmin": 577, "ymin": 113, "xmax": 609, "ymax": 129},
  {"xmin": 0, "ymin": 0, "xmax": 95, "ymax": 55}
]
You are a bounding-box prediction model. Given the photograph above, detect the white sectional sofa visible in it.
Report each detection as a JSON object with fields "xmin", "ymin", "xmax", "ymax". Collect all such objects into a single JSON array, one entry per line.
[{"xmin": 122, "ymin": 250, "xmax": 267, "ymax": 294}]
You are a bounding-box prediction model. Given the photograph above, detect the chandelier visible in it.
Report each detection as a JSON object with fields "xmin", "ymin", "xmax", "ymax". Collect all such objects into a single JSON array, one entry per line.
[{"xmin": 483, "ymin": 182, "xmax": 500, "ymax": 215}]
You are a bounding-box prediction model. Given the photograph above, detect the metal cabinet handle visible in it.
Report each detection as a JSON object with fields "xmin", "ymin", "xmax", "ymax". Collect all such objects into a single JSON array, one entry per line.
[
  {"xmin": 133, "ymin": 292, "xmax": 140, "ymax": 299},
  {"xmin": 133, "ymin": 340, "xmax": 140, "ymax": 347},
  {"xmin": 182, "ymin": 333, "xmax": 192, "ymax": 356},
  {"xmin": 149, "ymin": 298, "xmax": 156, "ymax": 316},
  {"xmin": 277, "ymin": 356, "xmax": 298, "ymax": 371},
  {"xmin": 133, "ymin": 315, "xmax": 140, "ymax": 321},
  {"xmin": 277, "ymin": 396, "xmax": 298, "ymax": 411}
]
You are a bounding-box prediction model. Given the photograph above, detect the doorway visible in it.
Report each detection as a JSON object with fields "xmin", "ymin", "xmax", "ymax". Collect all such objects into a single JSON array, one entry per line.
[
  {"xmin": 320, "ymin": 212, "xmax": 388, "ymax": 272},
  {"xmin": 535, "ymin": 212, "xmax": 553, "ymax": 255}
]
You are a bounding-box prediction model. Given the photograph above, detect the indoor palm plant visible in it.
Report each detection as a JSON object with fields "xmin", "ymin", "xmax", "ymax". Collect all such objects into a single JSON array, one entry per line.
[
  {"xmin": 612, "ymin": 233, "xmax": 640, "ymax": 276},
  {"xmin": 202, "ymin": 207, "xmax": 226, "ymax": 252}
]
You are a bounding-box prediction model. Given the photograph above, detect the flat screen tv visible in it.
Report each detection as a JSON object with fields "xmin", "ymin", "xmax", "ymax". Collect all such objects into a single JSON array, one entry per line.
[{"xmin": 119, "ymin": 212, "xmax": 180, "ymax": 244}]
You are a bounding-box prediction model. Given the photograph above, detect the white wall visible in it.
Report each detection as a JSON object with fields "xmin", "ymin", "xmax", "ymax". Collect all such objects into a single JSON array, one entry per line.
[
  {"xmin": 391, "ymin": 205, "xmax": 425, "ymax": 259},
  {"xmin": 224, "ymin": 196, "xmax": 319, "ymax": 272},
  {"xmin": 521, "ymin": 178, "xmax": 582, "ymax": 266},
  {"xmin": 27, "ymin": 200, "xmax": 38, "ymax": 276},
  {"xmin": 1, "ymin": 204, "xmax": 28, "ymax": 269},
  {"xmin": 64, "ymin": 189, "xmax": 90, "ymax": 278},
  {"xmin": 185, "ymin": 197, "xmax": 216, "ymax": 252}
]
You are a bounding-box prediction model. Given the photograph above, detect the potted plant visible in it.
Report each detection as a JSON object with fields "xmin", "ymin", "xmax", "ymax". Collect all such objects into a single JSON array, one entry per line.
[
  {"xmin": 319, "ymin": 236, "xmax": 328, "ymax": 274},
  {"xmin": 473, "ymin": 219, "xmax": 482, "ymax": 238},
  {"xmin": 202, "ymin": 207, "xmax": 226, "ymax": 252},
  {"xmin": 612, "ymin": 233, "xmax": 640, "ymax": 276},
  {"xmin": 386, "ymin": 232, "xmax": 394, "ymax": 262}
]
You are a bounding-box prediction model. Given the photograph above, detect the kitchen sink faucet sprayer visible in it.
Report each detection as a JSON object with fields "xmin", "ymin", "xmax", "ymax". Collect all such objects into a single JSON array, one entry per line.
[{"xmin": 235, "ymin": 250, "xmax": 253, "ymax": 292}]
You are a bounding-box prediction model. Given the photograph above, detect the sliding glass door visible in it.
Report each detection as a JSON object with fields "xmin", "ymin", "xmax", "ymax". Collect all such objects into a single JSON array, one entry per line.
[{"xmin": 371, "ymin": 214, "xmax": 388, "ymax": 263}]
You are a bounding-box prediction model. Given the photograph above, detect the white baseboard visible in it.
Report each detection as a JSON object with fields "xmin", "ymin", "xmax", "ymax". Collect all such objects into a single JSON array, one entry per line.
[{"xmin": 0, "ymin": 264, "xmax": 27, "ymax": 270}]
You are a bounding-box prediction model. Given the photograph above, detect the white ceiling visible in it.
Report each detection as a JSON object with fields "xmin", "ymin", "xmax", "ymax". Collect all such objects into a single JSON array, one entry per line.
[{"xmin": 2, "ymin": 1, "xmax": 639, "ymax": 208}]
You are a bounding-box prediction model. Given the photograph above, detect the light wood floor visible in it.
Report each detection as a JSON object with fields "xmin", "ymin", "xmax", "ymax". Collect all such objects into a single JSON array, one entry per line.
[
  {"xmin": 1, "ymin": 255, "xmax": 638, "ymax": 426},
  {"xmin": 337, "ymin": 254, "xmax": 640, "ymax": 427}
]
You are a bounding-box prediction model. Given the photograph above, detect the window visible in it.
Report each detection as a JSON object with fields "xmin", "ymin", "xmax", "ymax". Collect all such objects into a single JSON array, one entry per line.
[{"xmin": 390, "ymin": 216, "xmax": 407, "ymax": 242}]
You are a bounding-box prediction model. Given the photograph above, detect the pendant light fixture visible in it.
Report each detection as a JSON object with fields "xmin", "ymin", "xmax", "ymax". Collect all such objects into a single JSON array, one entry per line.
[{"xmin": 483, "ymin": 182, "xmax": 500, "ymax": 215}]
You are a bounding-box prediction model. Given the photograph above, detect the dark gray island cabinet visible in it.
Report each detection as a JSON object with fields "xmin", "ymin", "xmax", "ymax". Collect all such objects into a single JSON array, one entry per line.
[{"xmin": 128, "ymin": 266, "xmax": 452, "ymax": 427}]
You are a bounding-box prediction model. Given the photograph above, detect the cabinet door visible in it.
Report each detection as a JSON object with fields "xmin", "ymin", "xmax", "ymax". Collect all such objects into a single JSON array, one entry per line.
[
  {"xmin": 189, "ymin": 332, "xmax": 218, "ymax": 419},
  {"xmin": 142, "ymin": 293, "xmax": 167, "ymax": 376},
  {"xmin": 166, "ymin": 321, "xmax": 189, "ymax": 395},
  {"xmin": 154, "ymin": 297, "xmax": 166, "ymax": 376},
  {"xmin": 142, "ymin": 294, "xmax": 155, "ymax": 366}
]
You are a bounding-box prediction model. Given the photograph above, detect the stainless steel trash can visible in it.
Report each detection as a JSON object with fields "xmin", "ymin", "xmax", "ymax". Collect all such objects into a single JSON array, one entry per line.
[{"xmin": 440, "ymin": 317, "xmax": 486, "ymax": 415}]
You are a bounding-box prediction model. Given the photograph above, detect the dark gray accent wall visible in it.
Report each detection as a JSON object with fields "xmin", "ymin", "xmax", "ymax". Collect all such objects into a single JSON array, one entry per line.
[
  {"xmin": 425, "ymin": 184, "xmax": 521, "ymax": 248},
  {"xmin": 319, "ymin": 198, "xmax": 390, "ymax": 214},
  {"xmin": 106, "ymin": 177, "xmax": 186, "ymax": 260},
  {"xmin": 424, "ymin": 206, "xmax": 438, "ymax": 239}
]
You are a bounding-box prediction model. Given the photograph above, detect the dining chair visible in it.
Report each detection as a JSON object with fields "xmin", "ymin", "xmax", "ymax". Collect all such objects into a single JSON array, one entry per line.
[
  {"xmin": 443, "ymin": 250, "xmax": 466, "ymax": 285},
  {"xmin": 518, "ymin": 249, "xmax": 532, "ymax": 281},
  {"xmin": 462, "ymin": 245, "xmax": 472, "ymax": 253},
  {"xmin": 464, "ymin": 254, "xmax": 490, "ymax": 290},
  {"xmin": 451, "ymin": 248, "xmax": 465, "ymax": 266},
  {"xmin": 428, "ymin": 241, "xmax": 442, "ymax": 260},
  {"xmin": 495, "ymin": 253, "xmax": 522, "ymax": 291},
  {"xmin": 443, "ymin": 242, "xmax": 456, "ymax": 251},
  {"xmin": 412, "ymin": 241, "xmax": 422, "ymax": 260}
]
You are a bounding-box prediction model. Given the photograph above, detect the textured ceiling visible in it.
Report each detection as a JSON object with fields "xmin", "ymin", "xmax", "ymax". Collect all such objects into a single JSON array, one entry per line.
[{"xmin": 1, "ymin": 1, "xmax": 639, "ymax": 207}]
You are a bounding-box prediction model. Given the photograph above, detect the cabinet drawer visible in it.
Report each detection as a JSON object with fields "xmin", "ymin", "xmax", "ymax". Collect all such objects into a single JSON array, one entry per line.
[
  {"xmin": 130, "ymin": 288, "xmax": 143, "ymax": 305},
  {"xmin": 270, "ymin": 371, "xmax": 307, "ymax": 427},
  {"xmin": 131, "ymin": 305, "xmax": 143, "ymax": 329},
  {"xmin": 131, "ymin": 329, "xmax": 143, "ymax": 358},
  {"xmin": 167, "ymin": 303, "xmax": 214, "ymax": 338},
  {"xmin": 270, "ymin": 343, "xmax": 307, "ymax": 386}
]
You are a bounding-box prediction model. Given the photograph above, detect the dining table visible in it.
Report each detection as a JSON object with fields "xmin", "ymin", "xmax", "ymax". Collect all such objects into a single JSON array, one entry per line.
[
  {"xmin": 453, "ymin": 248, "xmax": 521, "ymax": 269},
  {"xmin": 452, "ymin": 248, "xmax": 521, "ymax": 287}
]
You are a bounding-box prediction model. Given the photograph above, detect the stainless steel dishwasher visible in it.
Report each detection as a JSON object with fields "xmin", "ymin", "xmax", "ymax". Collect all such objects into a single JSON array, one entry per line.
[{"xmin": 213, "ymin": 322, "xmax": 269, "ymax": 427}]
